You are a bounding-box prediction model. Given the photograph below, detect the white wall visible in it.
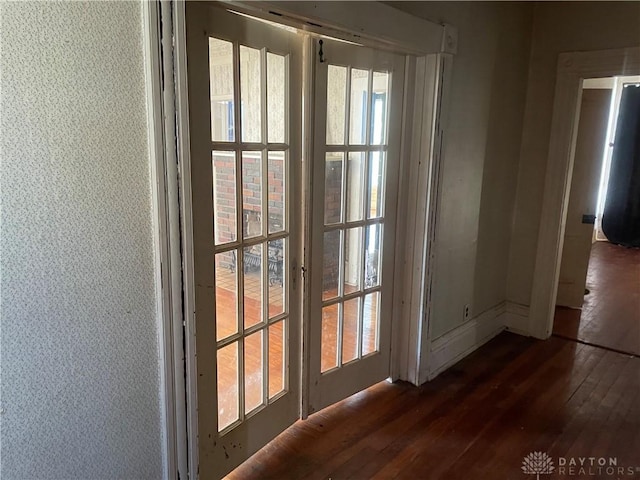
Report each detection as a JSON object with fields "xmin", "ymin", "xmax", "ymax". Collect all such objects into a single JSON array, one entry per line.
[
  {"xmin": 391, "ymin": 2, "xmax": 533, "ymax": 338},
  {"xmin": 508, "ymin": 2, "xmax": 640, "ymax": 308},
  {"xmin": 0, "ymin": 2, "xmax": 164, "ymax": 478}
]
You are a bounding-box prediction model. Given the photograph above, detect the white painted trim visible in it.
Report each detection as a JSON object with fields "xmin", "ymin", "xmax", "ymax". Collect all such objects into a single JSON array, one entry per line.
[
  {"xmin": 158, "ymin": 1, "xmax": 190, "ymax": 477},
  {"xmin": 441, "ymin": 24, "xmax": 458, "ymax": 55},
  {"xmin": 394, "ymin": 55, "xmax": 436, "ymax": 385},
  {"xmin": 530, "ymin": 47, "xmax": 640, "ymax": 340},
  {"xmin": 142, "ymin": 1, "xmax": 177, "ymax": 478},
  {"xmin": 222, "ymin": 1, "xmax": 447, "ymax": 55},
  {"xmin": 390, "ymin": 55, "xmax": 417, "ymax": 383},
  {"xmin": 582, "ymin": 77, "xmax": 615, "ymax": 89},
  {"xmin": 504, "ymin": 302, "xmax": 530, "ymax": 337},
  {"xmin": 171, "ymin": 2, "xmax": 200, "ymax": 478},
  {"xmin": 393, "ymin": 53, "xmax": 454, "ymax": 386},
  {"xmin": 418, "ymin": 54, "xmax": 454, "ymax": 386},
  {"xmin": 300, "ymin": 35, "xmax": 315, "ymax": 420},
  {"xmin": 426, "ymin": 303, "xmax": 507, "ymax": 381}
]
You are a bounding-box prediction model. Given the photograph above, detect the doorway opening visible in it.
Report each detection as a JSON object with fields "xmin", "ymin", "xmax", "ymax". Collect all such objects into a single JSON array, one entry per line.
[
  {"xmin": 177, "ymin": 3, "xmax": 446, "ymax": 478},
  {"xmin": 528, "ymin": 46, "xmax": 640, "ymax": 341},
  {"xmin": 553, "ymin": 75, "xmax": 640, "ymax": 356}
]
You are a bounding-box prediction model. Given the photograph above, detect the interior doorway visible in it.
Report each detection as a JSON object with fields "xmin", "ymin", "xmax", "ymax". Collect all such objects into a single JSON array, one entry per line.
[
  {"xmin": 553, "ymin": 75, "xmax": 640, "ymax": 356},
  {"xmin": 529, "ymin": 46, "xmax": 640, "ymax": 340},
  {"xmin": 181, "ymin": 3, "xmax": 417, "ymax": 478}
]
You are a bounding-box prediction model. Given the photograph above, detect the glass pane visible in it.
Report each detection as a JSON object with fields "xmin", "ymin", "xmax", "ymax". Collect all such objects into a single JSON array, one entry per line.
[
  {"xmin": 244, "ymin": 330, "xmax": 264, "ymax": 414},
  {"xmin": 368, "ymin": 152, "xmax": 384, "ymax": 219},
  {"xmin": 209, "ymin": 38, "xmax": 235, "ymax": 142},
  {"xmin": 242, "ymin": 151, "xmax": 262, "ymax": 239},
  {"xmin": 325, "ymin": 152, "xmax": 344, "ymax": 225},
  {"xmin": 268, "ymin": 151, "xmax": 285, "ymax": 234},
  {"xmin": 212, "ymin": 151, "xmax": 237, "ymax": 245},
  {"xmin": 269, "ymin": 320, "xmax": 285, "ymax": 398},
  {"xmin": 371, "ymin": 72, "xmax": 389, "ymax": 145},
  {"xmin": 349, "ymin": 69, "xmax": 369, "ymax": 145},
  {"xmin": 342, "ymin": 297, "xmax": 360, "ymax": 364},
  {"xmin": 323, "ymin": 230, "xmax": 342, "ymax": 301},
  {"xmin": 268, "ymin": 239, "xmax": 285, "ymax": 318},
  {"xmin": 321, "ymin": 304, "xmax": 339, "ymax": 373},
  {"xmin": 365, "ymin": 224, "xmax": 382, "ymax": 288},
  {"xmin": 344, "ymin": 227, "xmax": 362, "ymax": 294},
  {"xmin": 346, "ymin": 152, "xmax": 365, "ymax": 222},
  {"xmin": 243, "ymin": 244, "xmax": 263, "ymax": 329},
  {"xmin": 267, "ymin": 53, "xmax": 285, "ymax": 143},
  {"xmin": 215, "ymin": 251, "xmax": 238, "ymax": 341},
  {"xmin": 326, "ymin": 65, "xmax": 347, "ymax": 145},
  {"xmin": 217, "ymin": 342, "xmax": 239, "ymax": 431},
  {"xmin": 362, "ymin": 292, "xmax": 380, "ymax": 356},
  {"xmin": 240, "ymin": 45, "xmax": 261, "ymax": 143}
]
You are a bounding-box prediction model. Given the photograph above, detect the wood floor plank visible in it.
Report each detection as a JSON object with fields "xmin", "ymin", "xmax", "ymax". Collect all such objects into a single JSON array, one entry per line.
[
  {"xmin": 371, "ymin": 338, "xmax": 574, "ymax": 479},
  {"xmin": 554, "ymin": 241, "xmax": 640, "ymax": 356},
  {"xmin": 473, "ymin": 341, "xmax": 608, "ymax": 478},
  {"xmin": 439, "ymin": 341, "xmax": 594, "ymax": 478},
  {"xmin": 227, "ymin": 332, "xmax": 640, "ymax": 480}
]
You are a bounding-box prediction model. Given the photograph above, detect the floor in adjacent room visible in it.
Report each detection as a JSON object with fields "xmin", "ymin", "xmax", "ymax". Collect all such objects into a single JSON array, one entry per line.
[
  {"xmin": 228, "ymin": 331, "xmax": 640, "ymax": 479},
  {"xmin": 553, "ymin": 241, "xmax": 640, "ymax": 356}
]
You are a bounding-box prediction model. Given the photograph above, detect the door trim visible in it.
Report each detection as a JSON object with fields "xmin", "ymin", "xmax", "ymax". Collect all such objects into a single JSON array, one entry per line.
[
  {"xmin": 528, "ymin": 46, "xmax": 640, "ymax": 340},
  {"xmin": 170, "ymin": 2, "xmax": 200, "ymax": 479},
  {"xmin": 142, "ymin": 1, "xmax": 188, "ymax": 478},
  {"xmin": 300, "ymin": 34, "xmax": 315, "ymax": 420},
  {"xmin": 216, "ymin": 1, "xmax": 448, "ymax": 56}
]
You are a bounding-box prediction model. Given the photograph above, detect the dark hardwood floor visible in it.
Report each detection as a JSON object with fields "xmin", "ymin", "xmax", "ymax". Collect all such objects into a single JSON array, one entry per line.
[
  {"xmin": 228, "ymin": 332, "xmax": 640, "ymax": 479},
  {"xmin": 554, "ymin": 241, "xmax": 640, "ymax": 356}
]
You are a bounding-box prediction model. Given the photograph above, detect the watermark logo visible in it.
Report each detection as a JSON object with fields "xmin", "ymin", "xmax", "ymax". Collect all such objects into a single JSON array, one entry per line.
[
  {"xmin": 522, "ymin": 452, "xmax": 555, "ymax": 479},
  {"xmin": 521, "ymin": 453, "xmax": 640, "ymax": 477}
]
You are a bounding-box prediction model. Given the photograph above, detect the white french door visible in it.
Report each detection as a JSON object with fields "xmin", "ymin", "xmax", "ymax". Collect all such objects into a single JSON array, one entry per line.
[
  {"xmin": 185, "ymin": 4, "xmax": 302, "ymax": 478},
  {"xmin": 185, "ymin": 3, "xmax": 407, "ymax": 475},
  {"xmin": 306, "ymin": 39, "xmax": 406, "ymax": 414}
]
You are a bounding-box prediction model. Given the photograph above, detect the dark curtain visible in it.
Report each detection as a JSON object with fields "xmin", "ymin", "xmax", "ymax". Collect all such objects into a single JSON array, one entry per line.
[{"xmin": 602, "ymin": 84, "xmax": 640, "ymax": 247}]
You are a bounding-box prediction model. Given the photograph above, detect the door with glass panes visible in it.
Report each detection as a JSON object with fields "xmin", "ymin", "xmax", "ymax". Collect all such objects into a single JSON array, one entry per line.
[
  {"xmin": 307, "ymin": 38, "xmax": 405, "ymax": 414},
  {"xmin": 185, "ymin": 4, "xmax": 302, "ymax": 478}
]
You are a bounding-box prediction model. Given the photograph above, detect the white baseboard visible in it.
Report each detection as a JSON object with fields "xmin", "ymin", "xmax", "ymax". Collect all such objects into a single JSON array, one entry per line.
[
  {"xmin": 504, "ymin": 302, "xmax": 530, "ymax": 336},
  {"xmin": 426, "ymin": 302, "xmax": 507, "ymax": 381}
]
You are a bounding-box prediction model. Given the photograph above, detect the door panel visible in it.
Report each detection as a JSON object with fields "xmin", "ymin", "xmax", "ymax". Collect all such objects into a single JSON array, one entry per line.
[
  {"xmin": 186, "ymin": 4, "xmax": 302, "ymax": 478},
  {"xmin": 307, "ymin": 39, "xmax": 405, "ymax": 414},
  {"xmin": 557, "ymin": 89, "xmax": 611, "ymax": 308}
]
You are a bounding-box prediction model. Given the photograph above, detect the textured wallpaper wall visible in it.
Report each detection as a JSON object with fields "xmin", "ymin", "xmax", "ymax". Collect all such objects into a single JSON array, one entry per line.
[{"xmin": 0, "ymin": 2, "xmax": 164, "ymax": 478}]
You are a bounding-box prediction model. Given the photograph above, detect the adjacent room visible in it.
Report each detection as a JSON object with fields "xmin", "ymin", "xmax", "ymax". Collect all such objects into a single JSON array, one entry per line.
[{"xmin": 554, "ymin": 75, "xmax": 640, "ymax": 357}]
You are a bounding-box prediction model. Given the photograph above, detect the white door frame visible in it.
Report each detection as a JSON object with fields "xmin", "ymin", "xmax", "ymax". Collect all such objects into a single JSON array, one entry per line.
[
  {"xmin": 528, "ymin": 46, "xmax": 640, "ymax": 340},
  {"xmin": 390, "ymin": 53, "xmax": 454, "ymax": 385},
  {"xmin": 142, "ymin": 1, "xmax": 188, "ymax": 479},
  {"xmin": 149, "ymin": 2, "xmax": 456, "ymax": 478}
]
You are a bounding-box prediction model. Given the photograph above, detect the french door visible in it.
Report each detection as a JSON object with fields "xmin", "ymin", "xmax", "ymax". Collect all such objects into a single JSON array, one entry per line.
[
  {"xmin": 306, "ymin": 39, "xmax": 405, "ymax": 413},
  {"xmin": 185, "ymin": 4, "xmax": 302, "ymax": 478},
  {"xmin": 186, "ymin": 4, "xmax": 406, "ymax": 476}
]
